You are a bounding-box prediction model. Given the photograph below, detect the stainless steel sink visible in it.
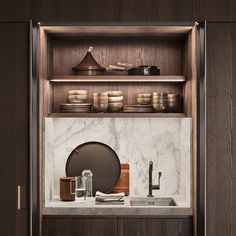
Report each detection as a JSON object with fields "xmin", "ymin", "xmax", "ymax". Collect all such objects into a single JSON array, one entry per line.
[{"xmin": 129, "ymin": 197, "xmax": 177, "ymax": 207}]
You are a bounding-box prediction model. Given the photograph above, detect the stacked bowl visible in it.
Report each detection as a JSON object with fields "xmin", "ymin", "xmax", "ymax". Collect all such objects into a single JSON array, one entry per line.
[
  {"xmin": 68, "ymin": 90, "xmax": 88, "ymax": 103},
  {"xmin": 167, "ymin": 94, "xmax": 180, "ymax": 112},
  {"xmin": 136, "ymin": 93, "xmax": 152, "ymax": 105},
  {"xmin": 60, "ymin": 90, "xmax": 91, "ymax": 113},
  {"xmin": 152, "ymin": 92, "xmax": 168, "ymax": 112},
  {"xmin": 93, "ymin": 92, "xmax": 109, "ymax": 112},
  {"xmin": 108, "ymin": 91, "xmax": 124, "ymax": 112}
]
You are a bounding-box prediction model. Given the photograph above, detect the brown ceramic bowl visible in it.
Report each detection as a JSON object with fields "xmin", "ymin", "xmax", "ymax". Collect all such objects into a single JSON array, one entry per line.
[
  {"xmin": 137, "ymin": 93, "xmax": 152, "ymax": 98},
  {"xmin": 109, "ymin": 102, "xmax": 123, "ymax": 112},
  {"xmin": 153, "ymin": 103, "xmax": 167, "ymax": 112},
  {"xmin": 137, "ymin": 97, "xmax": 152, "ymax": 105}
]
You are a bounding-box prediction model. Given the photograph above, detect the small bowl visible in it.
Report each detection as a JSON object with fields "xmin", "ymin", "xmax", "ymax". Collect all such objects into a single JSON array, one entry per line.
[
  {"xmin": 153, "ymin": 103, "xmax": 167, "ymax": 112},
  {"xmin": 68, "ymin": 90, "xmax": 88, "ymax": 95},
  {"xmin": 108, "ymin": 96, "xmax": 124, "ymax": 103},
  {"xmin": 152, "ymin": 92, "xmax": 168, "ymax": 97},
  {"xmin": 137, "ymin": 93, "xmax": 152, "ymax": 98},
  {"xmin": 137, "ymin": 97, "xmax": 151, "ymax": 105},
  {"xmin": 108, "ymin": 91, "xmax": 123, "ymax": 97},
  {"xmin": 109, "ymin": 102, "xmax": 123, "ymax": 112}
]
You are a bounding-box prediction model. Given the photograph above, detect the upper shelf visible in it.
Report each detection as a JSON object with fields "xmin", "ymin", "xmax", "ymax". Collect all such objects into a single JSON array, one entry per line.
[{"xmin": 48, "ymin": 75, "xmax": 186, "ymax": 83}]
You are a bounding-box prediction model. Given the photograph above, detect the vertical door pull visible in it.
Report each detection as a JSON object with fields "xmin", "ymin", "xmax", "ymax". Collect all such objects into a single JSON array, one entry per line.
[{"xmin": 17, "ymin": 185, "xmax": 26, "ymax": 210}]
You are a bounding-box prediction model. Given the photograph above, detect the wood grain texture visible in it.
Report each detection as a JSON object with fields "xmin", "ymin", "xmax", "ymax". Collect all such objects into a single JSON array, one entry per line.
[
  {"xmin": 37, "ymin": 0, "xmax": 117, "ymax": 21},
  {"xmin": 118, "ymin": 218, "xmax": 192, "ymax": 236},
  {"xmin": 42, "ymin": 218, "xmax": 117, "ymax": 236},
  {"xmin": 0, "ymin": 23, "xmax": 29, "ymax": 236},
  {"xmin": 199, "ymin": 0, "xmax": 236, "ymax": 21},
  {"xmin": 206, "ymin": 23, "xmax": 236, "ymax": 236},
  {"xmin": 117, "ymin": 0, "xmax": 199, "ymax": 22},
  {"xmin": 51, "ymin": 37, "xmax": 184, "ymax": 76},
  {"xmin": 0, "ymin": 0, "xmax": 28, "ymax": 21}
]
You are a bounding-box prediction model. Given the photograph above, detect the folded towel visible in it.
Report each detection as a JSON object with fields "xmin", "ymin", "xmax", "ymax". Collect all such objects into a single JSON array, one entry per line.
[
  {"xmin": 95, "ymin": 191, "xmax": 125, "ymax": 204},
  {"xmin": 95, "ymin": 191, "xmax": 125, "ymax": 198}
]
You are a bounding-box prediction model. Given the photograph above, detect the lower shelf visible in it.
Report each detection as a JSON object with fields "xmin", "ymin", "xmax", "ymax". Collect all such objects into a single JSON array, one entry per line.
[{"xmin": 47, "ymin": 113, "xmax": 186, "ymax": 118}]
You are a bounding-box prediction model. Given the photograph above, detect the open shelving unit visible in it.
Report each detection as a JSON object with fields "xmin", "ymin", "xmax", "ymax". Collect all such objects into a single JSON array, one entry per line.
[{"xmin": 39, "ymin": 24, "xmax": 197, "ymax": 119}]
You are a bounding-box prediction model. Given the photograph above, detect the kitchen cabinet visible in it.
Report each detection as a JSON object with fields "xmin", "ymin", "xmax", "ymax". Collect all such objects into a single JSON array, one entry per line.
[
  {"xmin": 42, "ymin": 217, "xmax": 117, "ymax": 236},
  {"xmin": 0, "ymin": 23, "xmax": 29, "ymax": 236},
  {"xmin": 42, "ymin": 216, "xmax": 192, "ymax": 236},
  {"xmin": 206, "ymin": 23, "xmax": 236, "ymax": 236},
  {"xmin": 200, "ymin": 0, "xmax": 236, "ymax": 21},
  {"xmin": 0, "ymin": 0, "xmax": 28, "ymax": 21},
  {"xmin": 118, "ymin": 217, "xmax": 192, "ymax": 236}
]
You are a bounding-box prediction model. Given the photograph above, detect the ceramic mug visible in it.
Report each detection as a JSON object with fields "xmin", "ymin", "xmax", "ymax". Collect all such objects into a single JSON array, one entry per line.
[{"xmin": 60, "ymin": 177, "xmax": 76, "ymax": 201}]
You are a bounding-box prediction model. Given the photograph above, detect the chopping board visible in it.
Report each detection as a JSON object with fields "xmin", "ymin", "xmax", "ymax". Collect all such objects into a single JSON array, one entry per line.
[
  {"xmin": 112, "ymin": 163, "xmax": 129, "ymax": 196},
  {"xmin": 66, "ymin": 141, "xmax": 121, "ymax": 195}
]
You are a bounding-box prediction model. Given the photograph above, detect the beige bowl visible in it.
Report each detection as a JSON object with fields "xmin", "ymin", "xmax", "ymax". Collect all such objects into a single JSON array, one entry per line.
[
  {"xmin": 68, "ymin": 90, "xmax": 88, "ymax": 95},
  {"xmin": 137, "ymin": 97, "xmax": 151, "ymax": 105},
  {"xmin": 108, "ymin": 96, "xmax": 124, "ymax": 103},
  {"xmin": 108, "ymin": 91, "xmax": 123, "ymax": 96},
  {"xmin": 152, "ymin": 92, "xmax": 168, "ymax": 97},
  {"xmin": 137, "ymin": 93, "xmax": 152, "ymax": 98}
]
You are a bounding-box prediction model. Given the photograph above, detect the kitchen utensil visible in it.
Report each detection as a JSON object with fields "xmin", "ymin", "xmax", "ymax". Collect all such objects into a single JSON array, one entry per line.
[
  {"xmin": 60, "ymin": 177, "xmax": 76, "ymax": 201},
  {"xmin": 152, "ymin": 92, "xmax": 168, "ymax": 112},
  {"xmin": 60, "ymin": 103, "xmax": 92, "ymax": 113},
  {"xmin": 108, "ymin": 91, "xmax": 123, "ymax": 96},
  {"xmin": 82, "ymin": 170, "xmax": 93, "ymax": 197},
  {"xmin": 66, "ymin": 141, "xmax": 121, "ymax": 194},
  {"xmin": 128, "ymin": 65, "xmax": 160, "ymax": 76},
  {"xmin": 72, "ymin": 46, "xmax": 105, "ymax": 75},
  {"xmin": 112, "ymin": 163, "xmax": 129, "ymax": 196},
  {"xmin": 108, "ymin": 96, "xmax": 123, "ymax": 103},
  {"xmin": 137, "ymin": 93, "xmax": 152, "ymax": 98}
]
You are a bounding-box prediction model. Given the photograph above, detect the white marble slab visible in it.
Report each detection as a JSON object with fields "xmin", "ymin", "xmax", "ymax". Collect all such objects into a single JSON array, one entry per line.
[{"xmin": 44, "ymin": 117, "xmax": 191, "ymax": 205}]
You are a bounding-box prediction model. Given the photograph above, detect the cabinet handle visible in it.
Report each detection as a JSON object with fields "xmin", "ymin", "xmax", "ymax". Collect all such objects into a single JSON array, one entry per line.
[{"xmin": 17, "ymin": 185, "xmax": 26, "ymax": 210}]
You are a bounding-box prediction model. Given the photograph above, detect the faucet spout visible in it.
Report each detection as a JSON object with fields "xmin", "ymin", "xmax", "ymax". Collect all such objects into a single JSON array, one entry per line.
[{"xmin": 147, "ymin": 161, "xmax": 162, "ymax": 197}]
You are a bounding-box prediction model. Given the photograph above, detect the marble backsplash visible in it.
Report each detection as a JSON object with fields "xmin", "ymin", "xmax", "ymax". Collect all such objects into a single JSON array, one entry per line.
[{"xmin": 44, "ymin": 117, "xmax": 191, "ymax": 204}]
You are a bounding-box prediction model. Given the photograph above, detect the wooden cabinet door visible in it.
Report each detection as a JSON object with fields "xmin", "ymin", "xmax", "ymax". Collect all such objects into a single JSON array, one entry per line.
[
  {"xmin": 43, "ymin": 217, "xmax": 117, "ymax": 236},
  {"xmin": 0, "ymin": 23, "xmax": 29, "ymax": 236},
  {"xmin": 200, "ymin": 0, "xmax": 236, "ymax": 21},
  {"xmin": 206, "ymin": 23, "xmax": 236, "ymax": 236},
  {"xmin": 118, "ymin": 0, "xmax": 199, "ymax": 21},
  {"xmin": 0, "ymin": 0, "xmax": 28, "ymax": 21},
  {"xmin": 118, "ymin": 218, "xmax": 192, "ymax": 236}
]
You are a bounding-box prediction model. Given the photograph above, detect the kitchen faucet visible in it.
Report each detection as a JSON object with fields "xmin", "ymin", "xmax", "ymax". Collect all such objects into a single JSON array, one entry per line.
[{"xmin": 147, "ymin": 161, "xmax": 162, "ymax": 197}]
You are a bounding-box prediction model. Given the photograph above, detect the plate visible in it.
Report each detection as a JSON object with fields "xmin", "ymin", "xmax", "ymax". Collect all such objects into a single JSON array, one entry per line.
[{"xmin": 66, "ymin": 142, "xmax": 121, "ymax": 195}]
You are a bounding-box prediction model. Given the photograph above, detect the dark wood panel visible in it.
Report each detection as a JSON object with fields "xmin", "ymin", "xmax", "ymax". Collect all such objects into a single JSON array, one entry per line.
[
  {"xmin": 0, "ymin": 23, "xmax": 29, "ymax": 236},
  {"xmin": 206, "ymin": 23, "xmax": 236, "ymax": 236},
  {"xmin": 199, "ymin": 0, "xmax": 236, "ymax": 21},
  {"xmin": 117, "ymin": 0, "xmax": 199, "ymax": 21},
  {"xmin": 43, "ymin": 218, "xmax": 117, "ymax": 236},
  {"xmin": 31, "ymin": 0, "xmax": 117, "ymax": 21},
  {"xmin": 118, "ymin": 218, "xmax": 192, "ymax": 236},
  {"xmin": 0, "ymin": 0, "xmax": 28, "ymax": 21}
]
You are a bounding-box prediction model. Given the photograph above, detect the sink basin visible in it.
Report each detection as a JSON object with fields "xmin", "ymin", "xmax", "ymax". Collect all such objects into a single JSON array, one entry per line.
[{"xmin": 129, "ymin": 197, "xmax": 177, "ymax": 207}]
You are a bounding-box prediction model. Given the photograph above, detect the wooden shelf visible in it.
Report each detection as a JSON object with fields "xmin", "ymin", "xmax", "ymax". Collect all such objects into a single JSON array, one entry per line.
[
  {"xmin": 48, "ymin": 113, "xmax": 186, "ymax": 118},
  {"xmin": 48, "ymin": 75, "xmax": 186, "ymax": 83}
]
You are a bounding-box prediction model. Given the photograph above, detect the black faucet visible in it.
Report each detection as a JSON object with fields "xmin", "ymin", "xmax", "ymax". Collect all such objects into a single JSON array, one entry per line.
[{"xmin": 147, "ymin": 161, "xmax": 162, "ymax": 197}]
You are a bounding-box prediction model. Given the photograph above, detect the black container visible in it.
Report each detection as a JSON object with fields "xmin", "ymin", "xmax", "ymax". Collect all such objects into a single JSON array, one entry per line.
[{"xmin": 128, "ymin": 65, "xmax": 160, "ymax": 76}]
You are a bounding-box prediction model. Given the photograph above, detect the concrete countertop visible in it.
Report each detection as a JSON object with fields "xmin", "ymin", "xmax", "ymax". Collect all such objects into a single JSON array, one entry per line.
[{"xmin": 43, "ymin": 196, "xmax": 192, "ymax": 216}]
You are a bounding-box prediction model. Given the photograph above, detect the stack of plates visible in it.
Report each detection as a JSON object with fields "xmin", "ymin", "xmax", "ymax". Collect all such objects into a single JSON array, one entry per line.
[
  {"xmin": 123, "ymin": 104, "xmax": 153, "ymax": 113},
  {"xmin": 68, "ymin": 90, "xmax": 88, "ymax": 103},
  {"xmin": 108, "ymin": 91, "xmax": 124, "ymax": 112},
  {"xmin": 60, "ymin": 103, "xmax": 92, "ymax": 113}
]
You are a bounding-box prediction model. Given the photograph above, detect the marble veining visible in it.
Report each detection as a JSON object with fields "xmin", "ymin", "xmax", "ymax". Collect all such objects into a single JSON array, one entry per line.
[{"xmin": 44, "ymin": 117, "xmax": 191, "ymax": 205}]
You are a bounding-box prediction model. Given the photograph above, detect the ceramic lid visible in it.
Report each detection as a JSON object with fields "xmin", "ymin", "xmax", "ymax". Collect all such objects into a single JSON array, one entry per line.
[{"xmin": 72, "ymin": 46, "xmax": 105, "ymax": 72}]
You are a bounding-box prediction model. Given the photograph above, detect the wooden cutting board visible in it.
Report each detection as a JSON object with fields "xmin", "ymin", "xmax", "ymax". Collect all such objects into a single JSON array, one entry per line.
[{"xmin": 112, "ymin": 163, "xmax": 129, "ymax": 196}]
